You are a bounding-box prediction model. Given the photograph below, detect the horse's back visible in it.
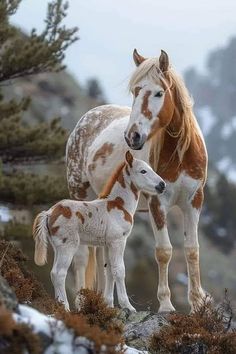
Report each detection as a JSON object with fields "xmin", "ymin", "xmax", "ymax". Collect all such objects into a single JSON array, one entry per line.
[{"xmin": 66, "ymin": 104, "xmax": 131, "ymax": 200}]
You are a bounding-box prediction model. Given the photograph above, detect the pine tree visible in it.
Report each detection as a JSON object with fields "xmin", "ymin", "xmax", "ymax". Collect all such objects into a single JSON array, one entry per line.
[{"xmin": 0, "ymin": 0, "xmax": 78, "ymax": 205}]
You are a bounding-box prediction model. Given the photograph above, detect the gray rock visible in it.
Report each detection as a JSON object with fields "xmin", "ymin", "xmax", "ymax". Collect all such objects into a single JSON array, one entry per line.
[
  {"xmin": 118, "ymin": 309, "xmax": 168, "ymax": 351},
  {"xmin": 0, "ymin": 275, "xmax": 18, "ymax": 311}
]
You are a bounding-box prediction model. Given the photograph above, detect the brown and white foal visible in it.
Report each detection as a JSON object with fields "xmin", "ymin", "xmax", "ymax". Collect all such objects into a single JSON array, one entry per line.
[{"xmin": 33, "ymin": 151, "xmax": 165, "ymax": 311}]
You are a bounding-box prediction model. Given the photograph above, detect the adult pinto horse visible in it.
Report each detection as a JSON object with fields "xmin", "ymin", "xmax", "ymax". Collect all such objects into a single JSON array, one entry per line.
[{"xmin": 66, "ymin": 50, "xmax": 207, "ymax": 312}]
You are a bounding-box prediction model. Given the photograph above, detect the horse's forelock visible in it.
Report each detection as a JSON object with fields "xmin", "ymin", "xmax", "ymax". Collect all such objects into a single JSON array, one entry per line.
[{"xmin": 129, "ymin": 57, "xmax": 167, "ymax": 92}]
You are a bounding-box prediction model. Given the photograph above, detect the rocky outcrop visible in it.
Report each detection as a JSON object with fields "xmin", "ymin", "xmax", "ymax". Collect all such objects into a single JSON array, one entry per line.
[
  {"xmin": 119, "ymin": 309, "xmax": 167, "ymax": 351},
  {"xmin": 0, "ymin": 275, "xmax": 18, "ymax": 311}
]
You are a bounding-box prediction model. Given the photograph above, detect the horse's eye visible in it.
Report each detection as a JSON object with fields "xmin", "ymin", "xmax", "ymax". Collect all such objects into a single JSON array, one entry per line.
[
  {"xmin": 140, "ymin": 170, "xmax": 147, "ymax": 174},
  {"xmin": 154, "ymin": 91, "xmax": 164, "ymax": 98}
]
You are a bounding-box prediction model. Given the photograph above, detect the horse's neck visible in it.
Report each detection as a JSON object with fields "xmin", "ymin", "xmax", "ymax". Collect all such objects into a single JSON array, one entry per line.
[{"xmin": 108, "ymin": 168, "xmax": 139, "ymax": 215}]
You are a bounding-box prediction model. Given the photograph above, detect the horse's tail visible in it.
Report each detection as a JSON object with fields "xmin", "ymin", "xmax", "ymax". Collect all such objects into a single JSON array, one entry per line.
[
  {"xmin": 32, "ymin": 211, "xmax": 49, "ymax": 266},
  {"xmin": 85, "ymin": 247, "xmax": 96, "ymax": 289}
]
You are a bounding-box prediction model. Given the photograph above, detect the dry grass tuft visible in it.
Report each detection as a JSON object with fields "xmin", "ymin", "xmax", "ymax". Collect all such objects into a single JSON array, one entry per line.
[
  {"xmin": 149, "ymin": 293, "xmax": 236, "ymax": 354},
  {"xmin": 0, "ymin": 240, "xmax": 62, "ymax": 314},
  {"xmin": 78, "ymin": 288, "xmax": 123, "ymax": 334},
  {"xmin": 56, "ymin": 289, "xmax": 124, "ymax": 354}
]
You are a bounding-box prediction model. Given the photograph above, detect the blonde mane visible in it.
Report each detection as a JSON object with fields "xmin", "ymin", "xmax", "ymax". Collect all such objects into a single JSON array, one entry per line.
[
  {"xmin": 99, "ymin": 162, "xmax": 126, "ymax": 199},
  {"xmin": 128, "ymin": 58, "xmax": 202, "ymax": 172}
]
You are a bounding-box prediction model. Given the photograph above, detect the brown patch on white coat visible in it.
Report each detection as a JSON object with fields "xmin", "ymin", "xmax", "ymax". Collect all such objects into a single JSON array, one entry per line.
[
  {"xmin": 76, "ymin": 210, "xmax": 85, "ymax": 224},
  {"xmin": 141, "ymin": 91, "xmax": 152, "ymax": 120},
  {"xmin": 127, "ymin": 123, "xmax": 138, "ymax": 141},
  {"xmin": 66, "ymin": 105, "xmax": 130, "ymax": 200},
  {"xmin": 99, "ymin": 162, "xmax": 126, "ymax": 199},
  {"xmin": 107, "ymin": 196, "xmax": 132, "ymax": 224},
  {"xmin": 49, "ymin": 204, "xmax": 72, "ymax": 235}
]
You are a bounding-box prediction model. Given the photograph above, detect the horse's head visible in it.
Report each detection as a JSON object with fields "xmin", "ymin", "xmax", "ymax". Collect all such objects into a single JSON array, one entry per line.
[
  {"xmin": 124, "ymin": 49, "xmax": 175, "ymax": 150},
  {"xmin": 125, "ymin": 151, "xmax": 166, "ymax": 195}
]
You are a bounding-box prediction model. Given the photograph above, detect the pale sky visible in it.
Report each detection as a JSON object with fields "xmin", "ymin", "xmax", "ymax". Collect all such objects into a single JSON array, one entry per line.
[{"xmin": 12, "ymin": 0, "xmax": 236, "ymax": 105}]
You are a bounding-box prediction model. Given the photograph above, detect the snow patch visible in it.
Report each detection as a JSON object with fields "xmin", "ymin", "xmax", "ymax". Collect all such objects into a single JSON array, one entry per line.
[
  {"xmin": 0, "ymin": 205, "xmax": 12, "ymax": 222},
  {"xmin": 13, "ymin": 305, "xmax": 146, "ymax": 354}
]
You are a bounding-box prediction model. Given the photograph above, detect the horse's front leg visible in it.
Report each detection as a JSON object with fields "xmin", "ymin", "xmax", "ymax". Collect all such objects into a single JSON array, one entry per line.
[
  {"xmin": 182, "ymin": 198, "xmax": 205, "ymax": 312},
  {"xmin": 149, "ymin": 196, "xmax": 175, "ymax": 313}
]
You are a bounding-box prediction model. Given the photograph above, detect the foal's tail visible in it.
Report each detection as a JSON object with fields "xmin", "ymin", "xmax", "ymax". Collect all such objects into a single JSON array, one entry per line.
[{"xmin": 32, "ymin": 211, "xmax": 49, "ymax": 266}]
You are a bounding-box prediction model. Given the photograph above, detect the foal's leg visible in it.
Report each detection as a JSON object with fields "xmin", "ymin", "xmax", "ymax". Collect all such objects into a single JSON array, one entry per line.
[
  {"xmin": 51, "ymin": 242, "xmax": 78, "ymax": 310},
  {"xmin": 96, "ymin": 247, "xmax": 105, "ymax": 292},
  {"xmin": 72, "ymin": 245, "xmax": 89, "ymax": 292},
  {"xmin": 108, "ymin": 241, "xmax": 136, "ymax": 312},
  {"xmin": 103, "ymin": 246, "xmax": 115, "ymax": 307},
  {"xmin": 149, "ymin": 196, "xmax": 175, "ymax": 313},
  {"xmin": 182, "ymin": 202, "xmax": 205, "ymax": 312}
]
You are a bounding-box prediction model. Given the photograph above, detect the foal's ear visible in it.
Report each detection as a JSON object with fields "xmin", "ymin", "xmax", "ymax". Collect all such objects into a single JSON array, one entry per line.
[
  {"xmin": 125, "ymin": 151, "xmax": 133, "ymax": 167},
  {"xmin": 159, "ymin": 50, "xmax": 169, "ymax": 73},
  {"xmin": 133, "ymin": 49, "xmax": 146, "ymax": 66}
]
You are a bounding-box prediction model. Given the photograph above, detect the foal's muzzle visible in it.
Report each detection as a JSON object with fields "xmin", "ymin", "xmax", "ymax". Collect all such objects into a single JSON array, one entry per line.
[{"xmin": 155, "ymin": 181, "xmax": 166, "ymax": 194}]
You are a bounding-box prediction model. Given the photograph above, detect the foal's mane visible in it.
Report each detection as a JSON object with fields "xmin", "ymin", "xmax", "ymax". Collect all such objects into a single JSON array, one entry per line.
[
  {"xmin": 129, "ymin": 57, "xmax": 203, "ymax": 171},
  {"xmin": 99, "ymin": 162, "xmax": 126, "ymax": 199}
]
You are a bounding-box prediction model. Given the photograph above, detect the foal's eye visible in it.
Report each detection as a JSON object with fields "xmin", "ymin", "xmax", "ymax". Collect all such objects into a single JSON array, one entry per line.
[
  {"xmin": 140, "ymin": 170, "xmax": 147, "ymax": 174},
  {"xmin": 154, "ymin": 91, "xmax": 164, "ymax": 98}
]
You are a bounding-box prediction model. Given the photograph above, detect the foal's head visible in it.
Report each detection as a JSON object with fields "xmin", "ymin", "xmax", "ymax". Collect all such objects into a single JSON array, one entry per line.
[
  {"xmin": 125, "ymin": 49, "xmax": 175, "ymax": 150},
  {"xmin": 125, "ymin": 151, "xmax": 165, "ymax": 195}
]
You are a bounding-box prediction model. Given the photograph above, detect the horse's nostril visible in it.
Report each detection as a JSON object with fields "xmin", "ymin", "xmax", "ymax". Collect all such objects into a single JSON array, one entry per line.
[
  {"xmin": 155, "ymin": 181, "xmax": 166, "ymax": 194},
  {"xmin": 133, "ymin": 131, "xmax": 141, "ymax": 142},
  {"xmin": 159, "ymin": 181, "xmax": 166, "ymax": 190}
]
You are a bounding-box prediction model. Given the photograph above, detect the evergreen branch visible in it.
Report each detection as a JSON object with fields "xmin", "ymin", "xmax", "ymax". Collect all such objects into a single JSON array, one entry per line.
[
  {"xmin": 0, "ymin": 0, "xmax": 79, "ymax": 83},
  {"xmin": 0, "ymin": 170, "xmax": 68, "ymax": 205}
]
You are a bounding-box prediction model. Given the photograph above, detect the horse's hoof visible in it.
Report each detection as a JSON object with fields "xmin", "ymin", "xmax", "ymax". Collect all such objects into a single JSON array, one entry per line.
[
  {"xmin": 158, "ymin": 304, "xmax": 176, "ymax": 315},
  {"xmin": 122, "ymin": 305, "xmax": 136, "ymax": 313}
]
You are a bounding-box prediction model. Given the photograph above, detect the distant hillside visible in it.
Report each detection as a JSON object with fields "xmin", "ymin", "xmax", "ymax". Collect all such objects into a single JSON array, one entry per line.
[{"xmin": 2, "ymin": 70, "xmax": 105, "ymax": 131}]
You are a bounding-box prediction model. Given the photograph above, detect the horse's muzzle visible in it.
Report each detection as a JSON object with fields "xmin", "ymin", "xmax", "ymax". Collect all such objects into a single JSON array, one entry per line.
[
  {"xmin": 155, "ymin": 181, "xmax": 166, "ymax": 194},
  {"xmin": 124, "ymin": 132, "xmax": 146, "ymax": 150}
]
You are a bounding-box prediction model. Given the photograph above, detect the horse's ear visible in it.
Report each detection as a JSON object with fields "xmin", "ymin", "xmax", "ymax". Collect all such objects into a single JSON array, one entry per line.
[
  {"xmin": 159, "ymin": 50, "xmax": 169, "ymax": 73},
  {"xmin": 133, "ymin": 49, "xmax": 146, "ymax": 66},
  {"xmin": 125, "ymin": 151, "xmax": 133, "ymax": 167}
]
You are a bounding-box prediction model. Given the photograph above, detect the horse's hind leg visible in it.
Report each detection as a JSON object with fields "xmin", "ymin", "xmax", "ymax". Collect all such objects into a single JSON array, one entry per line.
[
  {"xmin": 182, "ymin": 202, "xmax": 205, "ymax": 312},
  {"xmin": 51, "ymin": 241, "xmax": 78, "ymax": 310},
  {"xmin": 149, "ymin": 196, "xmax": 175, "ymax": 313}
]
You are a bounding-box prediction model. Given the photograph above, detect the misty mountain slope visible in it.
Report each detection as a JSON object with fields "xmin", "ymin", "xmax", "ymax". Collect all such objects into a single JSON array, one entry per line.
[
  {"xmin": 2, "ymin": 71, "xmax": 104, "ymax": 131},
  {"xmin": 185, "ymin": 37, "xmax": 236, "ymax": 181}
]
